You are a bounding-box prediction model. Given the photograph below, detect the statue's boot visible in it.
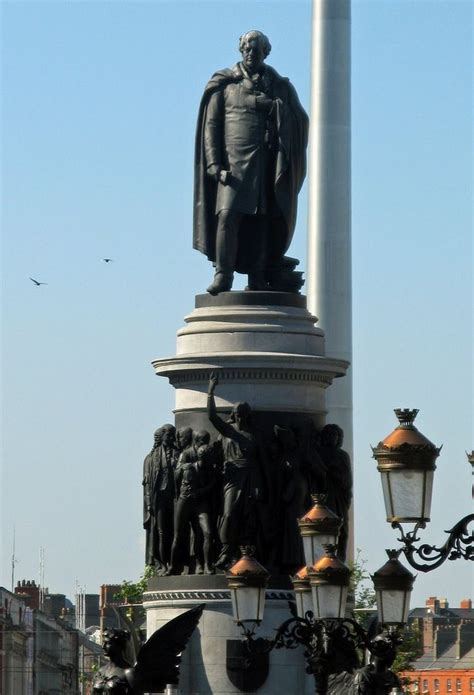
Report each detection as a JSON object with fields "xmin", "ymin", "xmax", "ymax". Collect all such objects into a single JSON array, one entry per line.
[
  {"xmin": 246, "ymin": 270, "xmax": 267, "ymax": 291},
  {"xmin": 207, "ymin": 271, "xmax": 233, "ymax": 295}
]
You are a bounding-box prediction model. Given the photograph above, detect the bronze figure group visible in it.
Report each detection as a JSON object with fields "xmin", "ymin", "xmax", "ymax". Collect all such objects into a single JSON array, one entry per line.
[{"xmin": 143, "ymin": 376, "xmax": 352, "ymax": 575}]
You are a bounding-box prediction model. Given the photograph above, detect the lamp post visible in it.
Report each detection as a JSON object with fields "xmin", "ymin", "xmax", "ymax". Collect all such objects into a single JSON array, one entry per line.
[
  {"xmin": 372, "ymin": 409, "xmax": 474, "ymax": 572},
  {"xmin": 225, "ymin": 408, "xmax": 472, "ymax": 693},
  {"xmin": 226, "ymin": 544, "xmax": 415, "ymax": 695}
]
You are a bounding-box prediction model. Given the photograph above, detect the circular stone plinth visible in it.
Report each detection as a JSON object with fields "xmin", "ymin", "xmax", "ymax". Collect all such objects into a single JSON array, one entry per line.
[
  {"xmin": 144, "ymin": 573, "xmax": 293, "ymax": 602},
  {"xmin": 152, "ymin": 292, "xmax": 348, "ymax": 419},
  {"xmin": 195, "ymin": 291, "xmax": 307, "ymax": 309}
]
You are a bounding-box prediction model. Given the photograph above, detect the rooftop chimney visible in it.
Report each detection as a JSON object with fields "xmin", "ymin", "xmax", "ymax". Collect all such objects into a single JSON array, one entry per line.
[
  {"xmin": 426, "ymin": 596, "xmax": 440, "ymax": 614},
  {"xmin": 14, "ymin": 579, "xmax": 39, "ymax": 610}
]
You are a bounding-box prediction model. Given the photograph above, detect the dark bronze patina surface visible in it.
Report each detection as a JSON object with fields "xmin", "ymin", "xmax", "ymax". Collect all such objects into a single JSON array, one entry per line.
[{"xmin": 193, "ymin": 30, "xmax": 308, "ymax": 295}]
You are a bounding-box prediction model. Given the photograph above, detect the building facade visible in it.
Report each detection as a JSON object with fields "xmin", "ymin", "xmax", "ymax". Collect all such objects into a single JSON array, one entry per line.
[
  {"xmin": 402, "ymin": 597, "xmax": 474, "ymax": 693},
  {"xmin": 0, "ymin": 587, "xmax": 34, "ymax": 695},
  {"xmin": 1, "ymin": 582, "xmax": 103, "ymax": 695}
]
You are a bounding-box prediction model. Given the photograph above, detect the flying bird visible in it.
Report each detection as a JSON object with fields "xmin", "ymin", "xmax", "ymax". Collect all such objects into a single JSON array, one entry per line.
[
  {"xmin": 29, "ymin": 277, "xmax": 48, "ymax": 286},
  {"xmin": 101, "ymin": 258, "xmax": 114, "ymax": 263}
]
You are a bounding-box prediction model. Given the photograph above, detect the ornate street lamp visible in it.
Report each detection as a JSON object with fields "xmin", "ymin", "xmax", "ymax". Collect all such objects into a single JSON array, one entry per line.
[
  {"xmin": 298, "ymin": 494, "xmax": 342, "ymax": 566},
  {"xmin": 373, "ymin": 409, "xmax": 474, "ymax": 572},
  {"xmin": 224, "ymin": 408, "xmax": 471, "ymax": 693},
  {"xmin": 226, "ymin": 544, "xmax": 412, "ymax": 695}
]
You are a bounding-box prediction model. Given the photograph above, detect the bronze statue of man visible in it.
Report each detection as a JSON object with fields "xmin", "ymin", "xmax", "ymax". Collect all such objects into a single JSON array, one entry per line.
[
  {"xmin": 193, "ymin": 30, "xmax": 309, "ymax": 294},
  {"xmin": 142, "ymin": 424, "xmax": 177, "ymax": 574},
  {"xmin": 207, "ymin": 373, "xmax": 267, "ymax": 570},
  {"xmin": 318, "ymin": 424, "xmax": 353, "ymax": 562}
]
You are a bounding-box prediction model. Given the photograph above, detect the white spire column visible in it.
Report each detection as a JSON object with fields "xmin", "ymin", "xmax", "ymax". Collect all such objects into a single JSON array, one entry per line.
[{"xmin": 307, "ymin": 0, "xmax": 352, "ymax": 452}]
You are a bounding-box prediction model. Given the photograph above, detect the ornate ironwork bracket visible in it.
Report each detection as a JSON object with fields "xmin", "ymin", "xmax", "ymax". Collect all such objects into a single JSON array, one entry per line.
[
  {"xmin": 237, "ymin": 613, "xmax": 402, "ymax": 695},
  {"xmin": 392, "ymin": 513, "xmax": 474, "ymax": 572}
]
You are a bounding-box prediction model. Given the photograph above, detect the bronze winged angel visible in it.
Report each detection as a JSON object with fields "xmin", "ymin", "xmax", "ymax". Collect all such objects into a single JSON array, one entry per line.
[{"xmin": 93, "ymin": 604, "xmax": 204, "ymax": 694}]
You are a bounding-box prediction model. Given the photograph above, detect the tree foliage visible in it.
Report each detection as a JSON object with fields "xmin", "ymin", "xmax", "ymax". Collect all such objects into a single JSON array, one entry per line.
[
  {"xmin": 114, "ymin": 565, "xmax": 157, "ymax": 605},
  {"xmin": 392, "ymin": 622, "xmax": 423, "ymax": 685},
  {"xmin": 350, "ymin": 549, "xmax": 376, "ymax": 618}
]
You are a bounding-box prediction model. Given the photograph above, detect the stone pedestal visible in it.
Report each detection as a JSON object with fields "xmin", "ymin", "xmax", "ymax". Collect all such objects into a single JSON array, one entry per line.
[
  {"xmin": 143, "ymin": 576, "xmax": 315, "ymax": 695},
  {"xmin": 152, "ymin": 291, "xmax": 348, "ymax": 438},
  {"xmin": 145, "ymin": 291, "xmax": 349, "ymax": 694}
]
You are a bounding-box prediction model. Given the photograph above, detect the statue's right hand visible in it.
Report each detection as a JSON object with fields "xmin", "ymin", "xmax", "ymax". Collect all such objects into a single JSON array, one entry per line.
[
  {"xmin": 209, "ymin": 371, "xmax": 219, "ymax": 393},
  {"xmin": 207, "ymin": 164, "xmax": 222, "ymax": 181}
]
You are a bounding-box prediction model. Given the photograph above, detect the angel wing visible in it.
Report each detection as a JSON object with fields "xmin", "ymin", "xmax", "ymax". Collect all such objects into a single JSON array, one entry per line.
[
  {"xmin": 126, "ymin": 604, "xmax": 204, "ymax": 693},
  {"xmin": 111, "ymin": 605, "xmax": 142, "ymax": 664}
]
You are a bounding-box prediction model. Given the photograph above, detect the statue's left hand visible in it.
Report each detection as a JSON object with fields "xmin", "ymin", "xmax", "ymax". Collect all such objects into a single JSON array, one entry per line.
[
  {"xmin": 256, "ymin": 94, "xmax": 273, "ymax": 112},
  {"xmin": 270, "ymin": 97, "xmax": 283, "ymax": 114},
  {"xmin": 219, "ymin": 169, "xmax": 231, "ymax": 185}
]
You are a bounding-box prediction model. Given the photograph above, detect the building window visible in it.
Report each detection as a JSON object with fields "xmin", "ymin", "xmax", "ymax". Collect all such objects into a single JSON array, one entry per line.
[
  {"xmin": 434, "ymin": 679, "xmax": 440, "ymax": 693},
  {"xmin": 456, "ymin": 679, "xmax": 461, "ymax": 692},
  {"xmin": 447, "ymin": 679, "xmax": 452, "ymax": 692},
  {"xmin": 423, "ymin": 679, "xmax": 429, "ymax": 693},
  {"xmin": 470, "ymin": 677, "xmax": 474, "ymax": 691}
]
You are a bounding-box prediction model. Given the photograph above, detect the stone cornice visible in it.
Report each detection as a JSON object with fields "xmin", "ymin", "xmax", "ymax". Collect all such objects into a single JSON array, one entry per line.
[
  {"xmin": 166, "ymin": 368, "xmax": 334, "ymax": 386},
  {"xmin": 153, "ymin": 353, "xmax": 349, "ymax": 380},
  {"xmin": 143, "ymin": 589, "xmax": 294, "ymax": 603}
]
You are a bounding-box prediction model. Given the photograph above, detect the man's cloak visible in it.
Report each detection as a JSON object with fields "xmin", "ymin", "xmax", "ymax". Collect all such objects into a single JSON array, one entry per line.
[{"xmin": 193, "ymin": 63, "xmax": 309, "ymax": 274}]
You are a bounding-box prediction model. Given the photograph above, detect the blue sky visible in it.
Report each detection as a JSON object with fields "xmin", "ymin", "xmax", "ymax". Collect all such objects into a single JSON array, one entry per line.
[{"xmin": 2, "ymin": 0, "xmax": 472, "ymax": 609}]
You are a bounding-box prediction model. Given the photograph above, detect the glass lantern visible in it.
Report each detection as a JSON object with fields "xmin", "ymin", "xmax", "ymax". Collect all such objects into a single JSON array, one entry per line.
[
  {"xmin": 308, "ymin": 545, "xmax": 350, "ymax": 619},
  {"xmin": 298, "ymin": 494, "xmax": 342, "ymax": 566},
  {"xmin": 291, "ymin": 566, "xmax": 313, "ymax": 619},
  {"xmin": 372, "ymin": 409, "xmax": 440, "ymax": 523},
  {"xmin": 372, "ymin": 550, "xmax": 416, "ymax": 625},
  {"xmin": 226, "ymin": 546, "xmax": 269, "ymax": 624}
]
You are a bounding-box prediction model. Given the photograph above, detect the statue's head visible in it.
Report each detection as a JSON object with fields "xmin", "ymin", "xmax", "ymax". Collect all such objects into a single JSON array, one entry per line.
[
  {"xmin": 370, "ymin": 633, "xmax": 398, "ymax": 671},
  {"xmin": 194, "ymin": 429, "xmax": 211, "ymax": 447},
  {"xmin": 161, "ymin": 423, "xmax": 176, "ymax": 447},
  {"xmin": 177, "ymin": 426, "xmax": 193, "ymax": 450},
  {"xmin": 320, "ymin": 424, "xmax": 344, "ymax": 449},
  {"xmin": 230, "ymin": 401, "xmax": 252, "ymax": 428},
  {"xmin": 153, "ymin": 427, "xmax": 164, "ymax": 447},
  {"xmin": 102, "ymin": 628, "xmax": 130, "ymax": 659},
  {"xmin": 239, "ymin": 30, "xmax": 271, "ymax": 73},
  {"xmin": 197, "ymin": 444, "xmax": 213, "ymax": 465}
]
